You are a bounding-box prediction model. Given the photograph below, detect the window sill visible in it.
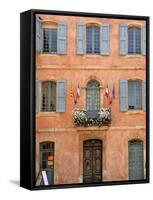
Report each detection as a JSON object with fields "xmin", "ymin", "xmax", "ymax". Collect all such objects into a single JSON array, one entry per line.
[
  {"xmin": 36, "ymin": 112, "xmax": 60, "ymax": 117},
  {"xmin": 125, "ymin": 110, "xmax": 145, "ymax": 115},
  {"xmin": 82, "ymin": 54, "xmax": 109, "ymax": 57},
  {"xmin": 124, "ymin": 54, "xmax": 145, "ymax": 58}
]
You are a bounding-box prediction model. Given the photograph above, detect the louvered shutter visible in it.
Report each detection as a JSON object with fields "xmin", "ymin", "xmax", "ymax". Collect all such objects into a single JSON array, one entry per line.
[
  {"xmin": 56, "ymin": 80, "xmax": 66, "ymax": 112},
  {"xmin": 120, "ymin": 80, "xmax": 128, "ymax": 111},
  {"xmin": 76, "ymin": 22, "xmax": 85, "ymax": 54},
  {"xmin": 143, "ymin": 80, "xmax": 146, "ymax": 111},
  {"xmin": 36, "ymin": 81, "xmax": 41, "ymax": 112},
  {"xmin": 36, "ymin": 16, "xmax": 42, "ymax": 52},
  {"xmin": 142, "ymin": 26, "xmax": 146, "ymax": 55},
  {"xmin": 119, "ymin": 24, "xmax": 127, "ymax": 55},
  {"xmin": 101, "ymin": 23, "xmax": 109, "ymax": 55},
  {"xmin": 57, "ymin": 22, "xmax": 67, "ymax": 54}
]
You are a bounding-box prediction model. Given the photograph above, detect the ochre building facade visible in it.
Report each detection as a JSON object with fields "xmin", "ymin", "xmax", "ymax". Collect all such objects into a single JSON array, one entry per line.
[{"xmin": 35, "ymin": 14, "xmax": 146, "ymax": 185}]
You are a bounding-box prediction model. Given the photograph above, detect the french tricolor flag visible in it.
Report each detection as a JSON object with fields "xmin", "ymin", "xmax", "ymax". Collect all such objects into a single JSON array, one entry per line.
[
  {"xmin": 77, "ymin": 84, "xmax": 80, "ymax": 98},
  {"xmin": 105, "ymin": 84, "xmax": 109, "ymax": 98}
]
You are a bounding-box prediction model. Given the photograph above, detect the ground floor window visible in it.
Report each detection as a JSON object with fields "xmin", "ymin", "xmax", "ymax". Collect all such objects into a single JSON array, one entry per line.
[
  {"xmin": 128, "ymin": 139, "xmax": 144, "ymax": 180},
  {"xmin": 40, "ymin": 142, "xmax": 54, "ymax": 185}
]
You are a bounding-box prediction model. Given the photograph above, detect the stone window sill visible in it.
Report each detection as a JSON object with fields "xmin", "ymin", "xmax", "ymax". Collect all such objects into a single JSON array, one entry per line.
[
  {"xmin": 36, "ymin": 112, "xmax": 60, "ymax": 117},
  {"xmin": 125, "ymin": 110, "xmax": 145, "ymax": 115}
]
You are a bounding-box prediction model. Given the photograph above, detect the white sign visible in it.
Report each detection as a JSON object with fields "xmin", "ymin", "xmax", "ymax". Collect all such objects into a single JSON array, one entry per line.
[{"xmin": 42, "ymin": 171, "xmax": 49, "ymax": 186}]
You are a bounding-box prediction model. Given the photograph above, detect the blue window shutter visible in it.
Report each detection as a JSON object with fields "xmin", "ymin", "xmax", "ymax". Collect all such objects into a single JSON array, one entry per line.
[
  {"xmin": 57, "ymin": 22, "xmax": 67, "ymax": 54},
  {"xmin": 36, "ymin": 81, "xmax": 41, "ymax": 112},
  {"xmin": 119, "ymin": 24, "xmax": 127, "ymax": 55},
  {"xmin": 76, "ymin": 22, "xmax": 85, "ymax": 54},
  {"xmin": 143, "ymin": 80, "xmax": 146, "ymax": 111},
  {"xmin": 120, "ymin": 80, "xmax": 128, "ymax": 111},
  {"xmin": 101, "ymin": 23, "xmax": 109, "ymax": 55},
  {"xmin": 36, "ymin": 16, "xmax": 42, "ymax": 52},
  {"xmin": 142, "ymin": 26, "xmax": 146, "ymax": 55},
  {"xmin": 56, "ymin": 80, "xmax": 66, "ymax": 112}
]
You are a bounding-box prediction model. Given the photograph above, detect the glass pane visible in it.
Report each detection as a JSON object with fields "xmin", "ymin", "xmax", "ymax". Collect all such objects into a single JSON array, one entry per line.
[
  {"xmin": 135, "ymin": 28, "xmax": 141, "ymax": 54},
  {"xmin": 128, "ymin": 28, "xmax": 134, "ymax": 54},
  {"xmin": 128, "ymin": 27, "xmax": 141, "ymax": 54},
  {"xmin": 86, "ymin": 27, "xmax": 93, "ymax": 53},
  {"xmin": 43, "ymin": 29, "xmax": 50, "ymax": 53},
  {"xmin": 94, "ymin": 27, "xmax": 100, "ymax": 53},
  {"xmin": 50, "ymin": 29, "xmax": 57, "ymax": 53},
  {"xmin": 86, "ymin": 80, "xmax": 100, "ymax": 111}
]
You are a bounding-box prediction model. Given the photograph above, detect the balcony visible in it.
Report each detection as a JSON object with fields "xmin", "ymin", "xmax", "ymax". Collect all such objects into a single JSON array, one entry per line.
[{"xmin": 72, "ymin": 108, "xmax": 111, "ymax": 127}]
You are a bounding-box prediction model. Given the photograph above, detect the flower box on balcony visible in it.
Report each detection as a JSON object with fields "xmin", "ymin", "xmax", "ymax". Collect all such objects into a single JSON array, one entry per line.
[{"xmin": 72, "ymin": 108, "xmax": 111, "ymax": 127}]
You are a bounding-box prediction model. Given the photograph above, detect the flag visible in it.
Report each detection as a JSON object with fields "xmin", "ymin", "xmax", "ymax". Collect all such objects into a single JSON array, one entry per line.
[
  {"xmin": 105, "ymin": 84, "xmax": 109, "ymax": 98},
  {"xmin": 70, "ymin": 83, "xmax": 74, "ymax": 97},
  {"xmin": 112, "ymin": 83, "xmax": 115, "ymax": 99},
  {"xmin": 77, "ymin": 84, "xmax": 80, "ymax": 98}
]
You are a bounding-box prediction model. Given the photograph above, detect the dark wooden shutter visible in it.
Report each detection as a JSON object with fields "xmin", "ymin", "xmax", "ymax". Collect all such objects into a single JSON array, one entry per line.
[
  {"xmin": 101, "ymin": 23, "xmax": 109, "ymax": 55},
  {"xmin": 76, "ymin": 22, "xmax": 85, "ymax": 54},
  {"xmin": 57, "ymin": 22, "xmax": 67, "ymax": 54},
  {"xmin": 119, "ymin": 24, "xmax": 127, "ymax": 55},
  {"xmin": 36, "ymin": 16, "xmax": 42, "ymax": 52},
  {"xmin": 120, "ymin": 80, "xmax": 128, "ymax": 111},
  {"xmin": 56, "ymin": 80, "xmax": 66, "ymax": 112},
  {"xmin": 142, "ymin": 26, "xmax": 146, "ymax": 55},
  {"xmin": 143, "ymin": 80, "xmax": 146, "ymax": 111}
]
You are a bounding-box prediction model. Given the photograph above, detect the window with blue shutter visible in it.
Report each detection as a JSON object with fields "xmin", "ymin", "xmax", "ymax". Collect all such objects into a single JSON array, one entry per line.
[
  {"xmin": 43, "ymin": 28, "xmax": 57, "ymax": 53},
  {"xmin": 36, "ymin": 16, "xmax": 42, "ymax": 52},
  {"xmin": 128, "ymin": 80, "xmax": 142, "ymax": 110},
  {"xmin": 76, "ymin": 22, "xmax": 85, "ymax": 54},
  {"xmin": 57, "ymin": 22, "xmax": 67, "ymax": 54},
  {"xmin": 142, "ymin": 26, "xmax": 146, "ymax": 55},
  {"xmin": 120, "ymin": 80, "xmax": 128, "ymax": 111},
  {"xmin": 101, "ymin": 23, "xmax": 109, "ymax": 55},
  {"xmin": 128, "ymin": 27, "xmax": 141, "ymax": 54},
  {"xmin": 36, "ymin": 81, "xmax": 41, "ymax": 112},
  {"xmin": 143, "ymin": 80, "xmax": 146, "ymax": 111},
  {"xmin": 41, "ymin": 81, "xmax": 56, "ymax": 112},
  {"xmin": 56, "ymin": 80, "xmax": 66, "ymax": 112},
  {"xmin": 119, "ymin": 24, "xmax": 127, "ymax": 55},
  {"xmin": 86, "ymin": 26, "xmax": 100, "ymax": 54}
]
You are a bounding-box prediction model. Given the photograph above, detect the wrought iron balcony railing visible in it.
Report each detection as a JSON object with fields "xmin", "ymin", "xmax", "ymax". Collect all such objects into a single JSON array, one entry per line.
[{"xmin": 72, "ymin": 108, "xmax": 111, "ymax": 127}]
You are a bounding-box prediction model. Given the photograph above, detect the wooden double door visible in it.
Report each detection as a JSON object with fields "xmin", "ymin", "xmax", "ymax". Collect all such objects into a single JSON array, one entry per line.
[{"xmin": 83, "ymin": 139, "xmax": 102, "ymax": 183}]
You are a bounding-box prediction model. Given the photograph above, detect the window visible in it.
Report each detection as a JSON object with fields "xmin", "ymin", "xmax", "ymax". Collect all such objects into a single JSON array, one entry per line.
[
  {"xmin": 40, "ymin": 142, "xmax": 54, "ymax": 170},
  {"xmin": 43, "ymin": 28, "xmax": 57, "ymax": 53},
  {"xmin": 86, "ymin": 80, "xmax": 100, "ymax": 111},
  {"xmin": 42, "ymin": 81, "xmax": 56, "ymax": 112},
  {"xmin": 128, "ymin": 27, "xmax": 141, "ymax": 54},
  {"xmin": 128, "ymin": 80, "xmax": 142, "ymax": 110},
  {"xmin": 86, "ymin": 26, "xmax": 100, "ymax": 54},
  {"xmin": 40, "ymin": 142, "xmax": 54, "ymax": 185},
  {"xmin": 128, "ymin": 139, "xmax": 144, "ymax": 180}
]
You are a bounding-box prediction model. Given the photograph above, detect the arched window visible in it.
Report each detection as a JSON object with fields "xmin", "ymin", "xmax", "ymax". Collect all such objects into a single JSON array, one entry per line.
[
  {"xmin": 128, "ymin": 139, "xmax": 144, "ymax": 180},
  {"xmin": 43, "ymin": 27, "xmax": 57, "ymax": 53},
  {"xmin": 40, "ymin": 142, "xmax": 54, "ymax": 185},
  {"xmin": 42, "ymin": 81, "xmax": 56, "ymax": 112},
  {"xmin": 86, "ymin": 80, "xmax": 100, "ymax": 111},
  {"xmin": 86, "ymin": 25, "xmax": 100, "ymax": 54},
  {"xmin": 128, "ymin": 27, "xmax": 141, "ymax": 54},
  {"xmin": 128, "ymin": 80, "xmax": 142, "ymax": 110}
]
